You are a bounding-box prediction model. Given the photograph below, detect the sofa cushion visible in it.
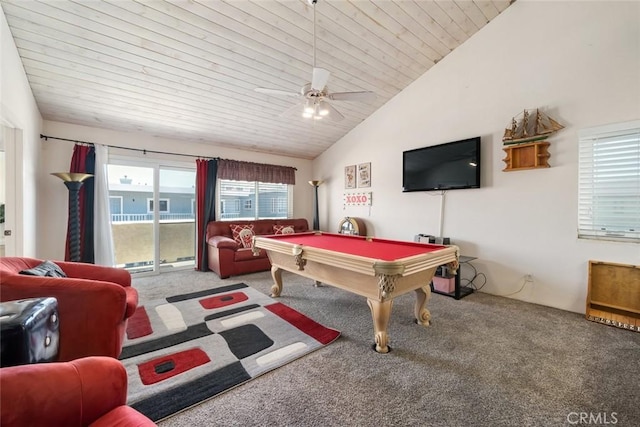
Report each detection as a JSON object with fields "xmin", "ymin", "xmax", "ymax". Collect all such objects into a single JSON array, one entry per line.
[
  {"xmin": 19, "ymin": 260, "xmax": 67, "ymax": 278},
  {"xmin": 273, "ymin": 225, "xmax": 295, "ymax": 234},
  {"xmin": 230, "ymin": 224, "xmax": 255, "ymax": 248}
]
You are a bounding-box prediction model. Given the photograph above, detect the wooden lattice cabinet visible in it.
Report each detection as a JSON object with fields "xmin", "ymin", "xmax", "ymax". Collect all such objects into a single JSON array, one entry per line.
[{"xmin": 586, "ymin": 260, "xmax": 640, "ymax": 332}]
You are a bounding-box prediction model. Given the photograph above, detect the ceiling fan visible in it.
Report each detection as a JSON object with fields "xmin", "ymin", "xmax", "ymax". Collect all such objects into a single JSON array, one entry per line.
[{"xmin": 254, "ymin": 0, "xmax": 375, "ymax": 122}]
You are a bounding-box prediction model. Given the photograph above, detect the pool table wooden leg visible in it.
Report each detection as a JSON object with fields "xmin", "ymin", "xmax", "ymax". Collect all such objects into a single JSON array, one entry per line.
[
  {"xmin": 414, "ymin": 285, "xmax": 432, "ymax": 326},
  {"xmin": 270, "ymin": 266, "xmax": 283, "ymax": 297},
  {"xmin": 367, "ymin": 298, "xmax": 393, "ymax": 353}
]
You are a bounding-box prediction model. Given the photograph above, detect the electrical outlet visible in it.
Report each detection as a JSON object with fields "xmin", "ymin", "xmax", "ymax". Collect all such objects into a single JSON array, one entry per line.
[{"xmin": 525, "ymin": 274, "xmax": 533, "ymax": 282}]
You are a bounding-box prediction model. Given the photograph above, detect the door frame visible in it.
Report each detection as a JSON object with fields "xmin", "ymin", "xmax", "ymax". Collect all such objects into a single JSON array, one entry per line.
[{"xmin": 0, "ymin": 122, "xmax": 23, "ymax": 257}]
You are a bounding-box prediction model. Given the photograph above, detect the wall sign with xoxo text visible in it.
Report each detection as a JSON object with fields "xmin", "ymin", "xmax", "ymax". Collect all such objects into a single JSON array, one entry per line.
[{"xmin": 343, "ymin": 192, "xmax": 372, "ymax": 206}]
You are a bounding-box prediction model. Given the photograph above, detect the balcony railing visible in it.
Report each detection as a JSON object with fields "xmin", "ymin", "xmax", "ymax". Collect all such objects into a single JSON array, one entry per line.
[
  {"xmin": 220, "ymin": 213, "xmax": 241, "ymax": 219},
  {"xmin": 111, "ymin": 213, "xmax": 195, "ymax": 223},
  {"xmin": 218, "ymin": 213, "xmax": 288, "ymax": 220},
  {"xmin": 112, "ymin": 212, "xmax": 287, "ymax": 222},
  {"xmin": 112, "ymin": 220, "xmax": 195, "ymax": 273}
]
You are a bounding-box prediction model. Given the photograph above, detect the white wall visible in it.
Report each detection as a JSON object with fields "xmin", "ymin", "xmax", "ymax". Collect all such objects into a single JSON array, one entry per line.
[
  {"xmin": 38, "ymin": 120, "xmax": 314, "ymax": 260},
  {"xmin": 313, "ymin": 1, "xmax": 640, "ymax": 313},
  {"xmin": 0, "ymin": 6, "xmax": 43, "ymax": 257}
]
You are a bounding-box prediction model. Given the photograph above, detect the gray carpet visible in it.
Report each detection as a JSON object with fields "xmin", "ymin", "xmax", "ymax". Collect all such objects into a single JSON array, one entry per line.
[{"xmin": 131, "ymin": 269, "xmax": 640, "ymax": 427}]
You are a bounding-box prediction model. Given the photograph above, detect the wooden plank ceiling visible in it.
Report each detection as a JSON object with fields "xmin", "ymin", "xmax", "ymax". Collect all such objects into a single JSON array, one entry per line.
[{"xmin": 2, "ymin": 0, "xmax": 512, "ymax": 159}]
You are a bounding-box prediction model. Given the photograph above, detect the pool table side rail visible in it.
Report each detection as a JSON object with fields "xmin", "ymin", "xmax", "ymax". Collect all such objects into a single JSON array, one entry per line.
[{"xmin": 262, "ymin": 231, "xmax": 449, "ymax": 253}]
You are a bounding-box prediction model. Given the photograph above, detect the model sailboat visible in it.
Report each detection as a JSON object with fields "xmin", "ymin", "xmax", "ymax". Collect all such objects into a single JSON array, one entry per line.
[{"xmin": 502, "ymin": 109, "xmax": 564, "ymax": 145}]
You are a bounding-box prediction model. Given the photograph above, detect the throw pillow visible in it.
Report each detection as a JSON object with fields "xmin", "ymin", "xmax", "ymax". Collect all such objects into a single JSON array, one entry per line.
[
  {"xmin": 19, "ymin": 260, "xmax": 67, "ymax": 278},
  {"xmin": 273, "ymin": 225, "xmax": 295, "ymax": 235},
  {"xmin": 230, "ymin": 224, "xmax": 255, "ymax": 248}
]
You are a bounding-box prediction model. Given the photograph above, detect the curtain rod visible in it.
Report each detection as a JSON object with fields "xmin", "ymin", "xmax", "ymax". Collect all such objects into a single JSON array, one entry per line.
[
  {"xmin": 40, "ymin": 134, "xmax": 214, "ymax": 160},
  {"xmin": 40, "ymin": 134, "xmax": 297, "ymax": 170}
]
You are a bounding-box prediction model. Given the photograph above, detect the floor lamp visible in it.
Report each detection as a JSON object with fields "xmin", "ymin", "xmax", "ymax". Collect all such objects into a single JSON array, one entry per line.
[
  {"xmin": 308, "ymin": 180, "xmax": 323, "ymax": 230},
  {"xmin": 52, "ymin": 172, "xmax": 93, "ymax": 262}
]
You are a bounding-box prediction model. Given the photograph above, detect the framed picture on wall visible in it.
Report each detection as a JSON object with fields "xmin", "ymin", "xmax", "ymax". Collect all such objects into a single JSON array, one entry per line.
[
  {"xmin": 345, "ymin": 165, "xmax": 356, "ymax": 189},
  {"xmin": 357, "ymin": 162, "xmax": 371, "ymax": 188}
]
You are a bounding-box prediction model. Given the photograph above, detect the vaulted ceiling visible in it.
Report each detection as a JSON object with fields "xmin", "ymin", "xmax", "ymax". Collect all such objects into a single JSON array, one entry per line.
[{"xmin": 2, "ymin": 0, "xmax": 512, "ymax": 159}]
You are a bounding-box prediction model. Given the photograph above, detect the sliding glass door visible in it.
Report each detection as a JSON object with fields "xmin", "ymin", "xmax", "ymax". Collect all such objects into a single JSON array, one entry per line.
[
  {"xmin": 108, "ymin": 164, "xmax": 156, "ymax": 273},
  {"xmin": 159, "ymin": 167, "xmax": 196, "ymax": 272},
  {"xmin": 107, "ymin": 161, "xmax": 195, "ymax": 274}
]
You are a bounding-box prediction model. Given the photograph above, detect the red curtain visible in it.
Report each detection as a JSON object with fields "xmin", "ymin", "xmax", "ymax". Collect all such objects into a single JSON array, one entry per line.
[
  {"xmin": 195, "ymin": 159, "xmax": 218, "ymax": 271},
  {"xmin": 195, "ymin": 160, "xmax": 209, "ymax": 271}
]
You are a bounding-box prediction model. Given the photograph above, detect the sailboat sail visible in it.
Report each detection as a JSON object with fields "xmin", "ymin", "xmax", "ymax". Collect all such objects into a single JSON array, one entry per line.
[{"xmin": 503, "ymin": 109, "xmax": 564, "ymax": 145}]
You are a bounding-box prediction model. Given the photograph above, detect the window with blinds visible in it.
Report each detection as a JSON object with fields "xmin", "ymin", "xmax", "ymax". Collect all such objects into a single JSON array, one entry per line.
[
  {"xmin": 578, "ymin": 120, "xmax": 640, "ymax": 242},
  {"xmin": 218, "ymin": 179, "xmax": 292, "ymax": 220}
]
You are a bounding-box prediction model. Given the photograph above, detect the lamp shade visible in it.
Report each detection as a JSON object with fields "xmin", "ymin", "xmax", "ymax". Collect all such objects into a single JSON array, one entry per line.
[{"xmin": 51, "ymin": 172, "xmax": 93, "ymax": 183}]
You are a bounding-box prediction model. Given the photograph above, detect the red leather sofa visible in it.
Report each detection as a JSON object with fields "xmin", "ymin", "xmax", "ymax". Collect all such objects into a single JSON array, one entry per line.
[
  {"xmin": 0, "ymin": 356, "xmax": 156, "ymax": 426},
  {"xmin": 206, "ymin": 218, "xmax": 309, "ymax": 278},
  {"xmin": 0, "ymin": 257, "xmax": 138, "ymax": 361}
]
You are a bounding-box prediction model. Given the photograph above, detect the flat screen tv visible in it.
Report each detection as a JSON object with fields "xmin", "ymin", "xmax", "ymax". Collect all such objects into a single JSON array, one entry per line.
[{"xmin": 402, "ymin": 136, "xmax": 481, "ymax": 192}]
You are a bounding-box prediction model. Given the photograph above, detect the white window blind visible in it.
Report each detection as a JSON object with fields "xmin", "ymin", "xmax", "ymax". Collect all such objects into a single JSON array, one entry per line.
[
  {"xmin": 218, "ymin": 179, "xmax": 291, "ymax": 220},
  {"xmin": 578, "ymin": 120, "xmax": 640, "ymax": 242}
]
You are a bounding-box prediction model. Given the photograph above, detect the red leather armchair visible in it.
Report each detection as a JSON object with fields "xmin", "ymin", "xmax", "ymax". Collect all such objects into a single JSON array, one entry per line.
[
  {"xmin": 0, "ymin": 356, "xmax": 156, "ymax": 427},
  {"xmin": 0, "ymin": 257, "xmax": 138, "ymax": 361}
]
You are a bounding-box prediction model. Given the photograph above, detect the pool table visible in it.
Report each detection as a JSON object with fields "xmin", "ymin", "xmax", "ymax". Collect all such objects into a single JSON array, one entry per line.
[{"xmin": 253, "ymin": 232, "xmax": 459, "ymax": 353}]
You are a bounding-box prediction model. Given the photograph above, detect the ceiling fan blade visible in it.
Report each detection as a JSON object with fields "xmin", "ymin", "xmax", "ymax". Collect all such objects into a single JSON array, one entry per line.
[
  {"xmin": 328, "ymin": 91, "xmax": 376, "ymax": 103},
  {"xmin": 325, "ymin": 102, "xmax": 344, "ymax": 122},
  {"xmin": 278, "ymin": 102, "xmax": 304, "ymax": 118},
  {"xmin": 254, "ymin": 88, "xmax": 300, "ymax": 98},
  {"xmin": 311, "ymin": 68, "xmax": 330, "ymax": 91}
]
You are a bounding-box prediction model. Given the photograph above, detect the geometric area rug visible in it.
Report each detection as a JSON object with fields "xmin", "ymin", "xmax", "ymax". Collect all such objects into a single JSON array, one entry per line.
[{"xmin": 119, "ymin": 283, "xmax": 341, "ymax": 422}]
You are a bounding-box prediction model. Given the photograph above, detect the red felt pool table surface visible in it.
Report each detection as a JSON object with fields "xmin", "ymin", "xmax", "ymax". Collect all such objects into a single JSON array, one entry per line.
[{"xmin": 265, "ymin": 233, "xmax": 446, "ymax": 261}]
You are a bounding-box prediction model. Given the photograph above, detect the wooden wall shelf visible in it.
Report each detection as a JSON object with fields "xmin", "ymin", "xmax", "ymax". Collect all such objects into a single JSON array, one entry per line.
[{"xmin": 502, "ymin": 140, "xmax": 550, "ymax": 171}]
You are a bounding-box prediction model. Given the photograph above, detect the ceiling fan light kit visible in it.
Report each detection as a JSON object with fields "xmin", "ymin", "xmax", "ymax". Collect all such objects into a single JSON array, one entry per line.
[
  {"xmin": 302, "ymin": 99, "xmax": 329, "ymax": 120},
  {"xmin": 318, "ymin": 102, "xmax": 329, "ymax": 116},
  {"xmin": 254, "ymin": 0, "xmax": 375, "ymax": 122}
]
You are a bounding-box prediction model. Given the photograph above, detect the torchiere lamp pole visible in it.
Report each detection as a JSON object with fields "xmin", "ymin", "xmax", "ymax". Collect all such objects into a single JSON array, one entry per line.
[
  {"xmin": 308, "ymin": 180, "xmax": 323, "ymax": 230},
  {"xmin": 52, "ymin": 172, "xmax": 93, "ymax": 262}
]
